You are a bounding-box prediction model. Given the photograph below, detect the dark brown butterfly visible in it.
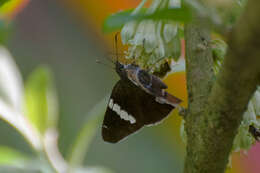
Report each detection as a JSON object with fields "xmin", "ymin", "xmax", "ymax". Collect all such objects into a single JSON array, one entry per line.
[{"xmin": 102, "ymin": 34, "xmax": 182, "ymax": 143}]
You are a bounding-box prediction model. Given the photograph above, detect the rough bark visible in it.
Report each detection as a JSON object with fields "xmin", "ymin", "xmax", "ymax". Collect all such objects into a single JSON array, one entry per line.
[{"xmin": 183, "ymin": 0, "xmax": 260, "ymax": 172}]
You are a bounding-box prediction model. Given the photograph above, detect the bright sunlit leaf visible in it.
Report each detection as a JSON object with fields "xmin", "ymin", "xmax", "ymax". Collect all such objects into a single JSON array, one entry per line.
[
  {"xmin": 103, "ymin": 6, "xmax": 191, "ymax": 33},
  {"xmin": 25, "ymin": 66, "xmax": 58, "ymax": 134},
  {"xmin": 68, "ymin": 97, "xmax": 108, "ymax": 167},
  {"xmin": 0, "ymin": 46, "xmax": 23, "ymax": 111},
  {"xmin": 0, "ymin": 47, "xmax": 42, "ymax": 150}
]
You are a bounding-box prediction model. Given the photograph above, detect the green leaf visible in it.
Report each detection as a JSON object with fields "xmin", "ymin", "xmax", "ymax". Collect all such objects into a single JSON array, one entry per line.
[
  {"xmin": 172, "ymin": 30, "xmax": 181, "ymax": 61},
  {"xmin": 103, "ymin": 5, "xmax": 191, "ymax": 33},
  {"xmin": 0, "ymin": 20, "xmax": 12, "ymax": 44},
  {"xmin": 0, "ymin": 158, "xmax": 53, "ymax": 173},
  {"xmin": 74, "ymin": 166, "xmax": 114, "ymax": 173},
  {"xmin": 0, "ymin": 166, "xmax": 37, "ymax": 173},
  {"xmin": 178, "ymin": 26, "xmax": 184, "ymax": 38},
  {"xmin": 0, "ymin": 98, "xmax": 42, "ymax": 150},
  {"xmin": 0, "ymin": 48, "xmax": 42, "ymax": 150},
  {"xmin": 212, "ymin": 39, "xmax": 227, "ymax": 62},
  {"xmin": 0, "ymin": 146, "xmax": 29, "ymax": 166},
  {"xmin": 103, "ymin": 9, "xmax": 136, "ymax": 33},
  {"xmin": 68, "ymin": 96, "xmax": 108, "ymax": 167},
  {"xmin": 25, "ymin": 66, "xmax": 58, "ymax": 134}
]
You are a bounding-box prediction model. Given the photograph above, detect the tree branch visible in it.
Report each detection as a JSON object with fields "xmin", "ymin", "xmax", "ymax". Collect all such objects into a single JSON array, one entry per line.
[
  {"xmin": 184, "ymin": 15, "xmax": 215, "ymax": 173},
  {"xmin": 183, "ymin": 0, "xmax": 260, "ymax": 172}
]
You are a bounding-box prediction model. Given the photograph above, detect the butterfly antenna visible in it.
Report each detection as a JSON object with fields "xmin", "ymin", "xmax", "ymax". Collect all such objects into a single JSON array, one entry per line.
[
  {"xmin": 115, "ymin": 32, "xmax": 120, "ymax": 62},
  {"xmin": 100, "ymin": 53, "xmax": 116, "ymax": 64},
  {"xmin": 96, "ymin": 59, "xmax": 115, "ymax": 69},
  {"xmin": 106, "ymin": 51, "xmax": 125, "ymax": 56}
]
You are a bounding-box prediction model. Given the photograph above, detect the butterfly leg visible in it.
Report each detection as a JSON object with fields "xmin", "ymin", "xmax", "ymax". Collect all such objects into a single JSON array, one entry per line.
[{"xmin": 177, "ymin": 105, "xmax": 187, "ymax": 118}]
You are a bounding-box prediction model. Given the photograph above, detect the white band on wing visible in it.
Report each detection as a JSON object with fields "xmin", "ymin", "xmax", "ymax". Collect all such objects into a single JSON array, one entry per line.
[{"xmin": 108, "ymin": 99, "xmax": 136, "ymax": 124}]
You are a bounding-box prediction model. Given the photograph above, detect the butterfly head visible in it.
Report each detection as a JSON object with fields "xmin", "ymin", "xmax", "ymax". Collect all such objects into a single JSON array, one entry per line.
[{"xmin": 115, "ymin": 61, "xmax": 128, "ymax": 80}]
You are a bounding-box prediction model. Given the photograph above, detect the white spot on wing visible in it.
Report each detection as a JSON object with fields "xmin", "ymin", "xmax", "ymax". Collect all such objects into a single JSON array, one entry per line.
[
  {"xmin": 108, "ymin": 99, "xmax": 114, "ymax": 109},
  {"xmin": 155, "ymin": 97, "xmax": 164, "ymax": 104},
  {"xmin": 110, "ymin": 102, "xmax": 136, "ymax": 124},
  {"xmin": 128, "ymin": 114, "xmax": 136, "ymax": 124},
  {"xmin": 112, "ymin": 103, "xmax": 121, "ymax": 115},
  {"xmin": 120, "ymin": 110, "xmax": 129, "ymax": 121}
]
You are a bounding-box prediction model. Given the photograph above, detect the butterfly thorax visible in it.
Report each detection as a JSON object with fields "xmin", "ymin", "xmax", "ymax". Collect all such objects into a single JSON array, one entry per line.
[{"xmin": 116, "ymin": 61, "xmax": 170, "ymax": 98}]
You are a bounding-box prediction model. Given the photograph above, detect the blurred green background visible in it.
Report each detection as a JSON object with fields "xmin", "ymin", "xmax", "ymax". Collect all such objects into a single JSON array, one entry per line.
[{"xmin": 0, "ymin": 0, "xmax": 185, "ymax": 172}]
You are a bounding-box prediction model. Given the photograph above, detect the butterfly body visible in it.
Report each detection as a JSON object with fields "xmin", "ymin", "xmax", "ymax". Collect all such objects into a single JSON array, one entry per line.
[{"xmin": 102, "ymin": 61, "xmax": 182, "ymax": 143}]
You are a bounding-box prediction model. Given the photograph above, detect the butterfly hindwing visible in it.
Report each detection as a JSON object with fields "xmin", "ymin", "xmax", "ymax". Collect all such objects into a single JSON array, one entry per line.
[{"xmin": 102, "ymin": 79, "xmax": 174, "ymax": 143}]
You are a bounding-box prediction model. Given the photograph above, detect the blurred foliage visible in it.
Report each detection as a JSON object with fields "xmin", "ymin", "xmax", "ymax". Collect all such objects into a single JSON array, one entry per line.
[
  {"xmin": 25, "ymin": 67, "xmax": 58, "ymax": 134},
  {"xmin": 68, "ymin": 97, "xmax": 107, "ymax": 168},
  {"xmin": 232, "ymin": 88, "xmax": 260, "ymax": 152},
  {"xmin": 74, "ymin": 167, "xmax": 114, "ymax": 173},
  {"xmin": 170, "ymin": 28, "xmax": 181, "ymax": 61},
  {"xmin": 0, "ymin": 21, "xmax": 12, "ymax": 44},
  {"xmin": 0, "ymin": 46, "xmax": 113, "ymax": 172},
  {"xmin": 103, "ymin": 5, "xmax": 191, "ymax": 33},
  {"xmin": 0, "ymin": 0, "xmax": 10, "ymax": 7},
  {"xmin": 0, "ymin": 0, "xmax": 27, "ymax": 18},
  {"xmin": 211, "ymin": 39, "xmax": 227, "ymax": 74},
  {"xmin": 0, "ymin": 0, "xmax": 16, "ymax": 45},
  {"xmin": 0, "ymin": 146, "xmax": 29, "ymax": 166}
]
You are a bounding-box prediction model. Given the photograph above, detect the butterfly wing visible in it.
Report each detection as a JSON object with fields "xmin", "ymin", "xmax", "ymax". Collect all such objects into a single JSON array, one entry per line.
[{"xmin": 102, "ymin": 79, "xmax": 175, "ymax": 143}]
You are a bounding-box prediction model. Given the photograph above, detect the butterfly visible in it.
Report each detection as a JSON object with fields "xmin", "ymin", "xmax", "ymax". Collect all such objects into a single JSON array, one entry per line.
[{"xmin": 102, "ymin": 34, "xmax": 182, "ymax": 143}]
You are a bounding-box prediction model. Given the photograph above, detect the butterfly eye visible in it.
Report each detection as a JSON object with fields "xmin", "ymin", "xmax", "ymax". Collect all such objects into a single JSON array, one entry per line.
[
  {"xmin": 116, "ymin": 62, "xmax": 123, "ymax": 71},
  {"xmin": 138, "ymin": 70, "xmax": 151, "ymax": 86}
]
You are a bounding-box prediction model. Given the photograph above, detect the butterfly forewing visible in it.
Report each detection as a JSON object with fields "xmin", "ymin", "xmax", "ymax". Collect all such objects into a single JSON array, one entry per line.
[{"xmin": 102, "ymin": 79, "xmax": 174, "ymax": 143}]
